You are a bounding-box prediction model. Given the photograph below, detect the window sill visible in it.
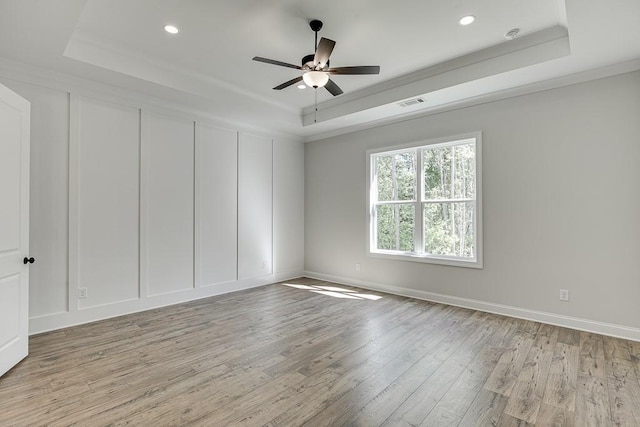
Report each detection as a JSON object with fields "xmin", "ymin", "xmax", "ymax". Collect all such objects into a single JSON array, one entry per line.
[{"xmin": 368, "ymin": 250, "xmax": 483, "ymax": 269}]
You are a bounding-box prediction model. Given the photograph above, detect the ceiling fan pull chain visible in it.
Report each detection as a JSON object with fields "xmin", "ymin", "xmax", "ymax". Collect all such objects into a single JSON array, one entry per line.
[{"xmin": 315, "ymin": 89, "xmax": 318, "ymax": 123}]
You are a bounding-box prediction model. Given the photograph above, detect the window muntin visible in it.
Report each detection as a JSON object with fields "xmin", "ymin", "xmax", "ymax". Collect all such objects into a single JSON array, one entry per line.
[{"xmin": 369, "ymin": 135, "xmax": 481, "ymax": 268}]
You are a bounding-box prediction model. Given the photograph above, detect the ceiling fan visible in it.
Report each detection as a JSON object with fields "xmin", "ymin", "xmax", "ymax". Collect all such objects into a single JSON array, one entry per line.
[{"xmin": 252, "ymin": 19, "xmax": 380, "ymax": 96}]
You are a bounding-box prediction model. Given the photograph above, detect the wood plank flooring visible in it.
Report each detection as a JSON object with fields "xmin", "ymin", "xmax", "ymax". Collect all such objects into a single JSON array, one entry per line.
[{"xmin": 1, "ymin": 277, "xmax": 639, "ymax": 426}]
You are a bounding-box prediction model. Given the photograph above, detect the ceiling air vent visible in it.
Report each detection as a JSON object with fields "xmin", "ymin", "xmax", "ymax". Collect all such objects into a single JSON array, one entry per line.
[
  {"xmin": 505, "ymin": 28, "xmax": 520, "ymax": 40},
  {"xmin": 398, "ymin": 98, "xmax": 425, "ymax": 108}
]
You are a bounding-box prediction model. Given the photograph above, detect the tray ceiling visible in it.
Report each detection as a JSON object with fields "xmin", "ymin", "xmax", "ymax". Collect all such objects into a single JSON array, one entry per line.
[{"xmin": 0, "ymin": 0, "xmax": 639, "ymax": 139}]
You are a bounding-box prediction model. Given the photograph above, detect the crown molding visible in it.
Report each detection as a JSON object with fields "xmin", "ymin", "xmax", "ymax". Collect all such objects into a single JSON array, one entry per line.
[
  {"xmin": 64, "ymin": 28, "xmax": 298, "ymax": 114},
  {"xmin": 0, "ymin": 56, "xmax": 301, "ymax": 141},
  {"xmin": 304, "ymin": 57, "xmax": 640, "ymax": 142},
  {"xmin": 302, "ymin": 26, "xmax": 570, "ymax": 125}
]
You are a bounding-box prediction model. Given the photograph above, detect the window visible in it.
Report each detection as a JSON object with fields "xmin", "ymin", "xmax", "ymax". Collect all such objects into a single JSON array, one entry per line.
[{"xmin": 368, "ymin": 133, "xmax": 482, "ymax": 268}]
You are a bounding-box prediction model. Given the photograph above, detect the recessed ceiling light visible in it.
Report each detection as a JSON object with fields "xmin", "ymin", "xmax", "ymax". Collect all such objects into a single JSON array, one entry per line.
[
  {"xmin": 164, "ymin": 25, "xmax": 179, "ymax": 34},
  {"xmin": 297, "ymin": 84, "xmax": 306, "ymax": 89},
  {"xmin": 459, "ymin": 15, "xmax": 475, "ymax": 26}
]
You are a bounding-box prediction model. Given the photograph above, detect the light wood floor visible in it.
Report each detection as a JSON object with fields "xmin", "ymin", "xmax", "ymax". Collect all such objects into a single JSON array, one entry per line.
[{"xmin": 1, "ymin": 278, "xmax": 639, "ymax": 426}]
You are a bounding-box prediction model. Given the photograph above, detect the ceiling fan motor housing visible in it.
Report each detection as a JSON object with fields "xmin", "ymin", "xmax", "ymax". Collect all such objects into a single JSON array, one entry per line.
[{"xmin": 302, "ymin": 54, "xmax": 329, "ymax": 70}]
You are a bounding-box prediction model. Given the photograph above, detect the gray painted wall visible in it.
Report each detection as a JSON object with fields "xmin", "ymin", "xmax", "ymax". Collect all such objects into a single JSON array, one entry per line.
[{"xmin": 305, "ymin": 71, "xmax": 640, "ymax": 329}]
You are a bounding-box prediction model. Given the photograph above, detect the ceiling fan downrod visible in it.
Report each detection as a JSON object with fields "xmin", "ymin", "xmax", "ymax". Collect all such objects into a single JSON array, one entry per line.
[{"xmin": 310, "ymin": 19, "xmax": 323, "ymax": 52}]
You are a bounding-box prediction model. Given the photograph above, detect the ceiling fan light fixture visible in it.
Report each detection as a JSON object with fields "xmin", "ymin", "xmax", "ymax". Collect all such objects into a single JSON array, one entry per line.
[
  {"xmin": 459, "ymin": 15, "xmax": 475, "ymax": 26},
  {"xmin": 297, "ymin": 84, "xmax": 306, "ymax": 89},
  {"xmin": 303, "ymin": 71, "xmax": 329, "ymax": 88}
]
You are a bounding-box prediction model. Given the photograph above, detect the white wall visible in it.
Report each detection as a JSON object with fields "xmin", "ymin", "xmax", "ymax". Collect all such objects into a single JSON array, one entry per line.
[
  {"xmin": 0, "ymin": 72, "xmax": 304, "ymax": 334},
  {"xmin": 305, "ymin": 71, "xmax": 640, "ymax": 338}
]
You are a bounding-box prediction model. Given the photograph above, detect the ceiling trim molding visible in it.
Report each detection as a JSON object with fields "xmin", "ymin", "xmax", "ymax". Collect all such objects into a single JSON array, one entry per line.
[
  {"xmin": 64, "ymin": 28, "xmax": 298, "ymax": 114},
  {"xmin": 303, "ymin": 25, "xmax": 569, "ymax": 115},
  {"xmin": 0, "ymin": 56, "xmax": 301, "ymax": 141},
  {"xmin": 302, "ymin": 26, "xmax": 570, "ymax": 126},
  {"xmin": 304, "ymin": 57, "xmax": 640, "ymax": 143}
]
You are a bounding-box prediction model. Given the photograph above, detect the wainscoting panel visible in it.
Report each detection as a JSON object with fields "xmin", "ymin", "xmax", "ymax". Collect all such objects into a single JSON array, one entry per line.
[
  {"xmin": 238, "ymin": 133, "xmax": 273, "ymax": 280},
  {"xmin": 143, "ymin": 112, "xmax": 195, "ymax": 297},
  {"xmin": 195, "ymin": 124, "xmax": 238, "ymax": 287},
  {"xmin": 75, "ymin": 97, "xmax": 140, "ymax": 309},
  {"xmin": 0, "ymin": 66, "xmax": 304, "ymax": 335}
]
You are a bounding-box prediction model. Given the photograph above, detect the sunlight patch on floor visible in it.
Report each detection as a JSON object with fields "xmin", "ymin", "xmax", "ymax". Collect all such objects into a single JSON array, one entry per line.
[
  {"xmin": 282, "ymin": 284, "xmax": 317, "ymax": 290},
  {"xmin": 310, "ymin": 290, "xmax": 362, "ymax": 299},
  {"xmin": 351, "ymin": 293, "xmax": 383, "ymax": 300},
  {"xmin": 314, "ymin": 285, "xmax": 355, "ymax": 292},
  {"xmin": 282, "ymin": 283, "xmax": 383, "ymax": 301}
]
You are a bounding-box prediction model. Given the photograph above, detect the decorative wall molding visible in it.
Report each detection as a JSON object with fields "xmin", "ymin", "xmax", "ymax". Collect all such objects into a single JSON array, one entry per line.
[
  {"xmin": 1, "ymin": 68, "xmax": 304, "ymax": 336},
  {"xmin": 303, "ymin": 271, "xmax": 640, "ymax": 342}
]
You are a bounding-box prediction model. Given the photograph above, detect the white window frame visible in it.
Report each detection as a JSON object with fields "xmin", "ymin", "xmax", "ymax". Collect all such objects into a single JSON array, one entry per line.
[{"xmin": 366, "ymin": 132, "xmax": 483, "ymax": 268}]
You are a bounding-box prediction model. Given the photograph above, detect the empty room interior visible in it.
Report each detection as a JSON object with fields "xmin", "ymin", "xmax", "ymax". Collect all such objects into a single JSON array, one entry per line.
[{"xmin": 1, "ymin": 0, "xmax": 640, "ymax": 425}]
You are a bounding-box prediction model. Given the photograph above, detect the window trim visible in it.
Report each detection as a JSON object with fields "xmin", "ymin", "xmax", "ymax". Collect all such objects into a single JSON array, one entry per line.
[{"xmin": 366, "ymin": 132, "xmax": 483, "ymax": 269}]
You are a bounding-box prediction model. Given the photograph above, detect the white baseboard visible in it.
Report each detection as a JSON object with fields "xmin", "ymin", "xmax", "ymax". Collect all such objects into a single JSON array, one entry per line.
[
  {"xmin": 29, "ymin": 270, "xmax": 303, "ymax": 335},
  {"xmin": 303, "ymin": 271, "xmax": 640, "ymax": 342}
]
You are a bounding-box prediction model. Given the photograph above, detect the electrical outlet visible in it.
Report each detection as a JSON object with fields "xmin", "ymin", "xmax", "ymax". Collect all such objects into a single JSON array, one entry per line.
[
  {"xmin": 261, "ymin": 261, "xmax": 267, "ymax": 270},
  {"xmin": 78, "ymin": 288, "xmax": 87, "ymax": 299},
  {"xmin": 355, "ymin": 263, "xmax": 361, "ymax": 272},
  {"xmin": 559, "ymin": 289, "xmax": 569, "ymax": 302}
]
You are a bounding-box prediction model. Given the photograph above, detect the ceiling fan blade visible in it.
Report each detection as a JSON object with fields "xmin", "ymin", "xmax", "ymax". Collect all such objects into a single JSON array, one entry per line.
[
  {"xmin": 324, "ymin": 78, "xmax": 343, "ymax": 96},
  {"xmin": 328, "ymin": 66, "xmax": 380, "ymax": 75},
  {"xmin": 253, "ymin": 56, "xmax": 302, "ymax": 70},
  {"xmin": 273, "ymin": 76, "xmax": 303, "ymax": 90},
  {"xmin": 314, "ymin": 38, "xmax": 336, "ymax": 68}
]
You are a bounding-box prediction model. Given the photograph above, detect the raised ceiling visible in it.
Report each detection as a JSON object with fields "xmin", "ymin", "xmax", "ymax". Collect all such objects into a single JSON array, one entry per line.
[
  {"xmin": 0, "ymin": 0, "xmax": 639, "ymax": 139},
  {"xmin": 66, "ymin": 0, "xmax": 564, "ymax": 106}
]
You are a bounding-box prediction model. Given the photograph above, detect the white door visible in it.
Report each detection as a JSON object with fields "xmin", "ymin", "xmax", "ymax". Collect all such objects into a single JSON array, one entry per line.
[{"xmin": 0, "ymin": 82, "xmax": 30, "ymax": 377}]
